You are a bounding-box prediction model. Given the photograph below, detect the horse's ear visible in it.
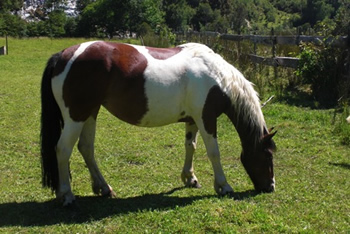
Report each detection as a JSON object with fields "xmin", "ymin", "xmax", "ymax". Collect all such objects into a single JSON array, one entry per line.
[
  {"xmin": 262, "ymin": 130, "xmax": 277, "ymax": 152},
  {"xmin": 262, "ymin": 130, "xmax": 277, "ymax": 142},
  {"xmin": 263, "ymin": 127, "xmax": 275, "ymax": 135}
]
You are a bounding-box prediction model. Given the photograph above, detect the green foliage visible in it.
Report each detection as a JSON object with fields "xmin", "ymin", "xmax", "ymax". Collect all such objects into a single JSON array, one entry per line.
[
  {"xmin": 0, "ymin": 0, "xmax": 23, "ymax": 11},
  {"xmin": 0, "ymin": 13, "xmax": 26, "ymax": 37},
  {"xmin": 1, "ymin": 0, "xmax": 349, "ymax": 38},
  {"xmin": 76, "ymin": 0, "xmax": 166, "ymax": 38},
  {"xmin": 296, "ymin": 42, "xmax": 348, "ymax": 107},
  {"xmin": 47, "ymin": 10, "xmax": 67, "ymax": 37},
  {"xmin": 191, "ymin": 2, "xmax": 216, "ymax": 31},
  {"xmin": 134, "ymin": 0, "xmax": 165, "ymax": 31},
  {"xmin": 76, "ymin": 0, "xmax": 95, "ymax": 13},
  {"xmin": 163, "ymin": 0, "xmax": 195, "ymax": 31},
  {"xmin": 333, "ymin": 0, "xmax": 350, "ymax": 35},
  {"xmin": 297, "ymin": 0, "xmax": 335, "ymax": 27},
  {"xmin": 140, "ymin": 23, "xmax": 176, "ymax": 47}
]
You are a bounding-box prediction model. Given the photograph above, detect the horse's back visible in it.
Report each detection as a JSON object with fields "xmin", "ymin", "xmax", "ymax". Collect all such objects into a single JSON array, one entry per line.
[{"xmin": 51, "ymin": 41, "xmax": 219, "ymax": 126}]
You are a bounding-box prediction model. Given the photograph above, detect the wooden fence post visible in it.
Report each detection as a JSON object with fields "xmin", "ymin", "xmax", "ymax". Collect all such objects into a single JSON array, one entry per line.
[
  {"xmin": 347, "ymin": 26, "xmax": 350, "ymax": 97},
  {"xmin": 6, "ymin": 34, "xmax": 8, "ymax": 55},
  {"xmin": 271, "ymin": 28, "xmax": 277, "ymax": 77},
  {"xmin": 271, "ymin": 28, "xmax": 279, "ymax": 93},
  {"xmin": 253, "ymin": 32, "xmax": 258, "ymax": 77},
  {"xmin": 1, "ymin": 35, "xmax": 8, "ymax": 55}
]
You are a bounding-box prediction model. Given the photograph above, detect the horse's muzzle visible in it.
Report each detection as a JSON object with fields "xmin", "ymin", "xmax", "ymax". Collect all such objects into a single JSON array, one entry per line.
[
  {"xmin": 256, "ymin": 180, "xmax": 275, "ymax": 193},
  {"xmin": 263, "ymin": 185, "xmax": 275, "ymax": 193}
]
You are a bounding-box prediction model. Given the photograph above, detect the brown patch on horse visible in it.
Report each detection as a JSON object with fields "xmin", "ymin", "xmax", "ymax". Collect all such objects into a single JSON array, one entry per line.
[
  {"xmin": 62, "ymin": 42, "xmax": 148, "ymax": 124},
  {"xmin": 146, "ymin": 47, "xmax": 182, "ymax": 60},
  {"xmin": 178, "ymin": 116, "xmax": 195, "ymax": 125},
  {"xmin": 202, "ymin": 86, "xmax": 231, "ymax": 138},
  {"xmin": 53, "ymin": 44, "xmax": 80, "ymax": 77}
]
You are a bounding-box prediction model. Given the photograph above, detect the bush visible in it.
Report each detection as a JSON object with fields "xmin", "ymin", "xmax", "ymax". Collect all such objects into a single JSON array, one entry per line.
[
  {"xmin": 0, "ymin": 13, "xmax": 26, "ymax": 37},
  {"xmin": 296, "ymin": 41, "xmax": 349, "ymax": 107}
]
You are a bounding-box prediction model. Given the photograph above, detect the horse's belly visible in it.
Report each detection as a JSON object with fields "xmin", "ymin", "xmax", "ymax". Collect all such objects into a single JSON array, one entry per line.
[
  {"xmin": 103, "ymin": 85, "xmax": 186, "ymax": 127},
  {"xmin": 135, "ymin": 73, "xmax": 189, "ymax": 127},
  {"xmin": 138, "ymin": 99, "xmax": 184, "ymax": 127}
]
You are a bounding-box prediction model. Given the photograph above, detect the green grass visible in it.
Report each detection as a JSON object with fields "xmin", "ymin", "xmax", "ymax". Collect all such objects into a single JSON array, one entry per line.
[{"xmin": 0, "ymin": 38, "xmax": 349, "ymax": 233}]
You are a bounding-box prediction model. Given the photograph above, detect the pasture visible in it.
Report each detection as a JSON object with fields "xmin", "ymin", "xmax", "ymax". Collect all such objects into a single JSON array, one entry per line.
[{"xmin": 0, "ymin": 38, "xmax": 349, "ymax": 233}]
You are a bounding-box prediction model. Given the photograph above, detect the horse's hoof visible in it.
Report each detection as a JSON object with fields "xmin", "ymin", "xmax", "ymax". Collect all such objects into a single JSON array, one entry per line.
[
  {"xmin": 189, "ymin": 180, "xmax": 202, "ymax": 188},
  {"xmin": 62, "ymin": 195, "xmax": 76, "ymax": 207},
  {"xmin": 215, "ymin": 183, "xmax": 234, "ymax": 196},
  {"xmin": 102, "ymin": 184, "xmax": 116, "ymax": 198},
  {"xmin": 56, "ymin": 190, "xmax": 76, "ymax": 206},
  {"xmin": 221, "ymin": 190, "xmax": 234, "ymax": 197},
  {"xmin": 182, "ymin": 173, "xmax": 201, "ymax": 188},
  {"xmin": 103, "ymin": 189, "xmax": 116, "ymax": 198}
]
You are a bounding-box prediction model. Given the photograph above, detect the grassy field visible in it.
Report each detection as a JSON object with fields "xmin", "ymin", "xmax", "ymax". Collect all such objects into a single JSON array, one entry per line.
[{"xmin": 0, "ymin": 38, "xmax": 349, "ymax": 233}]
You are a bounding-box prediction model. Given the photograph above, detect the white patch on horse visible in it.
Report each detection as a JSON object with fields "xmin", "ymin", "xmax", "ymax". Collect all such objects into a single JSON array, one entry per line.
[{"xmin": 130, "ymin": 44, "xmax": 218, "ymax": 127}]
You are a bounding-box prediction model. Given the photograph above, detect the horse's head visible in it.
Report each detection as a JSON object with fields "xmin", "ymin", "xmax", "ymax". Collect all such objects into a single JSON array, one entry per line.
[{"xmin": 240, "ymin": 129, "xmax": 277, "ymax": 193}]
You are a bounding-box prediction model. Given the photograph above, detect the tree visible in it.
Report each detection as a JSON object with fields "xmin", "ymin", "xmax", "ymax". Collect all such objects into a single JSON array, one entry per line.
[
  {"xmin": 0, "ymin": 0, "xmax": 25, "ymax": 36},
  {"xmin": 76, "ymin": 0, "xmax": 116, "ymax": 37},
  {"xmin": 226, "ymin": 0, "xmax": 250, "ymax": 34},
  {"xmin": 296, "ymin": 0, "xmax": 335, "ymax": 27},
  {"xmin": 163, "ymin": 0, "xmax": 194, "ymax": 31},
  {"xmin": 76, "ymin": 0, "xmax": 95, "ymax": 13},
  {"xmin": 333, "ymin": 0, "xmax": 350, "ymax": 35},
  {"xmin": 191, "ymin": 2, "xmax": 215, "ymax": 31},
  {"xmin": 77, "ymin": 0, "xmax": 165, "ymax": 38},
  {"xmin": 0, "ymin": 12, "xmax": 26, "ymax": 36},
  {"xmin": 46, "ymin": 10, "xmax": 67, "ymax": 37},
  {"xmin": 129, "ymin": 0, "xmax": 165, "ymax": 34},
  {"xmin": 0, "ymin": 0, "xmax": 23, "ymax": 12}
]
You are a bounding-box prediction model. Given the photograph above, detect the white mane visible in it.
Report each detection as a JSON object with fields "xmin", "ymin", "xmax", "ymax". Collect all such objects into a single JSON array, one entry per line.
[{"xmin": 178, "ymin": 43, "xmax": 266, "ymax": 137}]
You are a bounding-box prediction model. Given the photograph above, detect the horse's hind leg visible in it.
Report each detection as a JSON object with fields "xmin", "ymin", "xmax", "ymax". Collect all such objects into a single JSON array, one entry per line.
[
  {"xmin": 181, "ymin": 122, "xmax": 201, "ymax": 188},
  {"xmin": 78, "ymin": 116, "xmax": 115, "ymax": 197},
  {"xmin": 56, "ymin": 120, "xmax": 84, "ymax": 206}
]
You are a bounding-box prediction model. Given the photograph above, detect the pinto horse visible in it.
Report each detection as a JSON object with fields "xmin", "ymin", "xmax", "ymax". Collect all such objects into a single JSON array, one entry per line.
[{"xmin": 40, "ymin": 41, "xmax": 276, "ymax": 206}]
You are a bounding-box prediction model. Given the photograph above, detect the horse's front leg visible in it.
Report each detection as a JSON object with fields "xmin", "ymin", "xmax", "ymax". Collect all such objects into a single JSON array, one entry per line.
[
  {"xmin": 78, "ymin": 117, "xmax": 115, "ymax": 197},
  {"xmin": 199, "ymin": 124, "xmax": 233, "ymax": 195},
  {"xmin": 181, "ymin": 122, "xmax": 201, "ymax": 188}
]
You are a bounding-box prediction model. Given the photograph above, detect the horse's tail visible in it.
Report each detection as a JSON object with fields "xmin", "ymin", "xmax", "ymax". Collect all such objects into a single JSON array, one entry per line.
[{"xmin": 40, "ymin": 52, "xmax": 63, "ymax": 193}]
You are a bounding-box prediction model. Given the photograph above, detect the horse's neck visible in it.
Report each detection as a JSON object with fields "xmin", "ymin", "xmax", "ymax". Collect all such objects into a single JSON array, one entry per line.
[
  {"xmin": 225, "ymin": 95, "xmax": 265, "ymax": 149},
  {"xmin": 196, "ymin": 47, "xmax": 265, "ymax": 147}
]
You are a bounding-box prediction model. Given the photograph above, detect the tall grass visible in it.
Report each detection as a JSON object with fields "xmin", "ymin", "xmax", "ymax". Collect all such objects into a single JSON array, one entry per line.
[{"xmin": 0, "ymin": 38, "xmax": 349, "ymax": 233}]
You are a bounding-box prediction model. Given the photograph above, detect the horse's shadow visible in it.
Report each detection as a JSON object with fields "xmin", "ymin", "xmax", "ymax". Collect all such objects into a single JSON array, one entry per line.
[
  {"xmin": 0, "ymin": 187, "xmax": 257, "ymax": 227},
  {"xmin": 329, "ymin": 162, "xmax": 350, "ymax": 170}
]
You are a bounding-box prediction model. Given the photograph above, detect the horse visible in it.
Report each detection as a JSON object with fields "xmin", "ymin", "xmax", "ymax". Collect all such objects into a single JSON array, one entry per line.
[{"xmin": 40, "ymin": 41, "xmax": 276, "ymax": 206}]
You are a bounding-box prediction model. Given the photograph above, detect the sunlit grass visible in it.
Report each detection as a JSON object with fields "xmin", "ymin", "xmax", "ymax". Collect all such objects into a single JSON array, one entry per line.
[{"xmin": 0, "ymin": 38, "xmax": 348, "ymax": 233}]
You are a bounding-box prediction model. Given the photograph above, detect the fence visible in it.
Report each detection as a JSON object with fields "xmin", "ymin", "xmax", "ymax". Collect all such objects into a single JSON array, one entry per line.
[
  {"xmin": 176, "ymin": 30, "xmax": 350, "ymax": 104},
  {"xmin": 176, "ymin": 30, "xmax": 349, "ymax": 69}
]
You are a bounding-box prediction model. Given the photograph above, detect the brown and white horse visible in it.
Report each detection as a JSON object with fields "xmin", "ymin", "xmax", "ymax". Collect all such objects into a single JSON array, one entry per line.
[{"xmin": 40, "ymin": 41, "xmax": 276, "ymax": 206}]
